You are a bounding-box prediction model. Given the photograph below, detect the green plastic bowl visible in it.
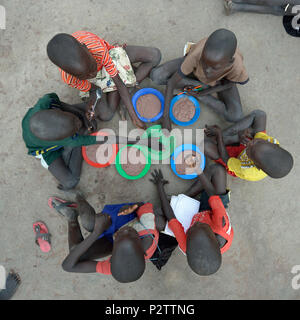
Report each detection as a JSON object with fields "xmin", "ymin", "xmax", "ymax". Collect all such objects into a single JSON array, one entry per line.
[
  {"xmin": 115, "ymin": 145, "xmax": 151, "ymax": 180},
  {"xmin": 142, "ymin": 125, "xmax": 176, "ymax": 161}
]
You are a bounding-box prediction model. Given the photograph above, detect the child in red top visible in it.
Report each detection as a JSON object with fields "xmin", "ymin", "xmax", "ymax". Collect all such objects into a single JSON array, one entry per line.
[
  {"xmin": 150, "ymin": 166, "xmax": 233, "ymax": 276},
  {"xmin": 50, "ymin": 194, "xmax": 158, "ymax": 283}
]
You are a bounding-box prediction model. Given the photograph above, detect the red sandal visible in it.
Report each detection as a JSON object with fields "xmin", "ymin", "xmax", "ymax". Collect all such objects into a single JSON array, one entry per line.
[{"xmin": 33, "ymin": 221, "xmax": 51, "ymax": 253}]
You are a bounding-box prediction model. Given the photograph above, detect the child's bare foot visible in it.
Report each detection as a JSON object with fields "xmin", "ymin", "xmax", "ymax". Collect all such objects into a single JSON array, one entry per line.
[
  {"xmin": 224, "ymin": 0, "xmax": 236, "ymax": 15},
  {"xmin": 0, "ymin": 271, "xmax": 21, "ymax": 300},
  {"xmin": 51, "ymin": 199, "xmax": 78, "ymax": 221}
]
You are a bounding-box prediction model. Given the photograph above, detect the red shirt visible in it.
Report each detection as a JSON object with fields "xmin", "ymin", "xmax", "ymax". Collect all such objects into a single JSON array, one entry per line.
[
  {"xmin": 60, "ymin": 31, "xmax": 119, "ymax": 92},
  {"xmin": 168, "ymin": 195, "xmax": 233, "ymax": 254}
]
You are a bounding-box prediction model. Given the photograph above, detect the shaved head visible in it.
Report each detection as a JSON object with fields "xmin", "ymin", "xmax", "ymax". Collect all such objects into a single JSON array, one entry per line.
[
  {"xmin": 30, "ymin": 110, "xmax": 82, "ymax": 141},
  {"xmin": 47, "ymin": 33, "xmax": 98, "ymax": 79},
  {"xmin": 186, "ymin": 222, "xmax": 222, "ymax": 276},
  {"xmin": 248, "ymin": 140, "xmax": 294, "ymax": 179},
  {"xmin": 203, "ymin": 29, "xmax": 237, "ymax": 62},
  {"xmin": 111, "ymin": 228, "xmax": 146, "ymax": 283}
]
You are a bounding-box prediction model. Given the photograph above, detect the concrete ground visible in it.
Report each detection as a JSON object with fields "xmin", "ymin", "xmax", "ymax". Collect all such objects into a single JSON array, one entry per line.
[{"xmin": 0, "ymin": 0, "xmax": 299, "ymax": 300}]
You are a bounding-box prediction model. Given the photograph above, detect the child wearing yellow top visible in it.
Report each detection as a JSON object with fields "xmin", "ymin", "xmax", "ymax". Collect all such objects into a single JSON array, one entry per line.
[{"xmin": 204, "ymin": 109, "xmax": 293, "ymax": 181}]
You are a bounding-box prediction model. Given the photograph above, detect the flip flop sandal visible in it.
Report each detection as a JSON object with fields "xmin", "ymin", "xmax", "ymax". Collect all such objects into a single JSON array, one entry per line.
[
  {"xmin": 48, "ymin": 197, "xmax": 77, "ymax": 210},
  {"xmin": 0, "ymin": 271, "xmax": 21, "ymax": 300},
  {"xmin": 33, "ymin": 221, "xmax": 51, "ymax": 253}
]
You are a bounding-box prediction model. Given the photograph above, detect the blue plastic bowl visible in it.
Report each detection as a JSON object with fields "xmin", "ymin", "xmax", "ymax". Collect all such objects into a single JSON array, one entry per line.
[
  {"xmin": 171, "ymin": 144, "xmax": 206, "ymax": 180},
  {"xmin": 132, "ymin": 88, "xmax": 164, "ymax": 123},
  {"xmin": 170, "ymin": 94, "xmax": 200, "ymax": 126}
]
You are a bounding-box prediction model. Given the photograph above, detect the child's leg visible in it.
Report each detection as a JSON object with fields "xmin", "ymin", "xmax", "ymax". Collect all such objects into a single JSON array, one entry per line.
[
  {"xmin": 68, "ymin": 216, "xmax": 113, "ymax": 260},
  {"xmin": 94, "ymin": 91, "xmax": 116, "ymax": 122},
  {"xmin": 150, "ymin": 57, "xmax": 185, "ymax": 85},
  {"xmin": 55, "ymin": 202, "xmax": 113, "ymax": 259},
  {"xmin": 229, "ymin": 1, "xmax": 285, "ymax": 15},
  {"xmin": 233, "ymin": 0, "xmax": 300, "ymax": 5},
  {"xmin": 124, "ymin": 45, "xmax": 162, "ymax": 83},
  {"xmin": 197, "ymin": 84, "xmax": 244, "ymax": 123},
  {"xmin": 150, "ymin": 57, "xmax": 209, "ymax": 91},
  {"xmin": 186, "ymin": 164, "xmax": 227, "ymax": 198},
  {"xmin": 76, "ymin": 194, "xmax": 96, "ymax": 233},
  {"xmin": 48, "ymin": 147, "xmax": 83, "ymax": 190}
]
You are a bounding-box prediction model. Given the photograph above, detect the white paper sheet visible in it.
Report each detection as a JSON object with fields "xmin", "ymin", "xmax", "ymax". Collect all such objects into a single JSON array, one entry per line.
[{"xmin": 164, "ymin": 194, "xmax": 200, "ymax": 237}]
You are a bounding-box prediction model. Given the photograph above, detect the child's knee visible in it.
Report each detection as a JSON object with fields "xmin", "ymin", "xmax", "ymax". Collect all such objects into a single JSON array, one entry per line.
[
  {"xmin": 62, "ymin": 176, "xmax": 80, "ymax": 190},
  {"xmin": 150, "ymin": 47, "xmax": 162, "ymax": 67},
  {"xmin": 224, "ymin": 112, "xmax": 243, "ymax": 123},
  {"xmin": 150, "ymin": 67, "xmax": 168, "ymax": 85},
  {"xmin": 210, "ymin": 163, "xmax": 226, "ymax": 176}
]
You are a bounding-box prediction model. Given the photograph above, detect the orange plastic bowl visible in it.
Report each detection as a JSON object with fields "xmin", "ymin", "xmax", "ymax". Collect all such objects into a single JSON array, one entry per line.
[{"xmin": 82, "ymin": 131, "xmax": 118, "ymax": 168}]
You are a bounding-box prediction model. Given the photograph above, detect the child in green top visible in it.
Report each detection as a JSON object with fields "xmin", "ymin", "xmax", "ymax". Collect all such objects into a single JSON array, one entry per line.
[{"xmin": 22, "ymin": 93, "xmax": 158, "ymax": 190}]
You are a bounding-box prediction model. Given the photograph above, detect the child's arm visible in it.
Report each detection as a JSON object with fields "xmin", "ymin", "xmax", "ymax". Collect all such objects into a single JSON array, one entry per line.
[
  {"xmin": 61, "ymin": 214, "xmax": 112, "ymax": 273},
  {"xmin": 186, "ymin": 79, "xmax": 234, "ymax": 98},
  {"xmin": 149, "ymin": 169, "xmax": 176, "ymax": 222},
  {"xmin": 222, "ymin": 109, "xmax": 267, "ymax": 139},
  {"xmin": 208, "ymin": 196, "xmax": 227, "ymax": 231},
  {"xmin": 205, "ymin": 125, "xmax": 230, "ymax": 164},
  {"xmin": 112, "ymin": 74, "xmax": 146, "ymax": 130},
  {"xmin": 150, "ymin": 169, "xmax": 187, "ymax": 253},
  {"xmin": 59, "ymin": 102, "xmax": 97, "ymax": 133},
  {"xmin": 162, "ymin": 72, "xmax": 183, "ymax": 131}
]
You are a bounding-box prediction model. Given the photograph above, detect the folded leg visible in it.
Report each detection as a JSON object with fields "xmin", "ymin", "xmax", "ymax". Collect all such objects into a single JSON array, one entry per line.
[{"xmin": 48, "ymin": 146, "xmax": 83, "ymax": 190}]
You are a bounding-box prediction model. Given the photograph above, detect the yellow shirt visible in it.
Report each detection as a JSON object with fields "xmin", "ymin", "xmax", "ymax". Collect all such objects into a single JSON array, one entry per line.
[{"xmin": 227, "ymin": 132, "xmax": 280, "ymax": 181}]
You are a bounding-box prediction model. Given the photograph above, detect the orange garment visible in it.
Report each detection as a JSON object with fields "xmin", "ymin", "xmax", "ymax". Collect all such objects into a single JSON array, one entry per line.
[
  {"xmin": 60, "ymin": 31, "xmax": 118, "ymax": 92},
  {"xmin": 168, "ymin": 195, "xmax": 233, "ymax": 255}
]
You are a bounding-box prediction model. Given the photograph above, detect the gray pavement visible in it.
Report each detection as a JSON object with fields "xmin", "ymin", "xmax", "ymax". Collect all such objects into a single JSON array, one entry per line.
[{"xmin": 0, "ymin": 0, "xmax": 299, "ymax": 300}]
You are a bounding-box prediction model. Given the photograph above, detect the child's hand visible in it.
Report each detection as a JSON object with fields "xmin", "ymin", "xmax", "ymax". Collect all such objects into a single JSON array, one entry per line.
[
  {"xmin": 93, "ymin": 213, "xmax": 112, "ymax": 235},
  {"xmin": 150, "ymin": 169, "xmax": 169, "ymax": 186},
  {"xmin": 204, "ymin": 125, "xmax": 222, "ymax": 137},
  {"xmin": 117, "ymin": 204, "xmax": 139, "ymax": 216},
  {"xmin": 184, "ymin": 154, "xmax": 203, "ymax": 175},
  {"xmin": 85, "ymin": 90, "xmax": 98, "ymax": 121},
  {"xmin": 238, "ymin": 128, "xmax": 253, "ymax": 146}
]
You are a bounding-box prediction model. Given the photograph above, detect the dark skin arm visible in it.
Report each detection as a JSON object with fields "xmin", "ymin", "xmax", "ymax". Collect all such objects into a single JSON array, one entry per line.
[
  {"xmin": 150, "ymin": 169, "xmax": 217, "ymax": 224},
  {"xmin": 223, "ymin": 109, "xmax": 266, "ymax": 136},
  {"xmin": 113, "ymin": 74, "xmax": 146, "ymax": 129},
  {"xmin": 205, "ymin": 125, "xmax": 230, "ymax": 164},
  {"xmin": 60, "ymin": 102, "xmax": 97, "ymax": 133},
  {"xmin": 62, "ymin": 214, "xmax": 112, "ymax": 273},
  {"xmin": 162, "ymin": 72, "xmax": 183, "ymax": 131},
  {"xmin": 94, "ymin": 135, "xmax": 163, "ymax": 151},
  {"xmin": 150, "ymin": 169, "xmax": 175, "ymax": 221},
  {"xmin": 185, "ymin": 157, "xmax": 216, "ymax": 197},
  {"xmin": 185, "ymin": 79, "xmax": 235, "ymax": 97}
]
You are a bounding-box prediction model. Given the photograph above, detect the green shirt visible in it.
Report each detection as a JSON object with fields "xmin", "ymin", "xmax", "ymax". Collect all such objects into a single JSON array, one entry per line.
[{"xmin": 22, "ymin": 93, "xmax": 97, "ymax": 165}]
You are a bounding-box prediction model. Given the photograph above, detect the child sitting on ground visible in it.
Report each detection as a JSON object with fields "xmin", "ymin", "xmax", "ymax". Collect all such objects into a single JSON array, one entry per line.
[
  {"xmin": 150, "ymin": 28, "xmax": 249, "ymax": 130},
  {"xmin": 204, "ymin": 109, "xmax": 294, "ymax": 181},
  {"xmin": 150, "ymin": 167, "xmax": 233, "ymax": 276},
  {"xmin": 47, "ymin": 31, "xmax": 161, "ymax": 128},
  {"xmin": 224, "ymin": 0, "xmax": 300, "ymax": 16},
  {"xmin": 49, "ymin": 194, "xmax": 159, "ymax": 283},
  {"xmin": 22, "ymin": 93, "xmax": 158, "ymax": 190}
]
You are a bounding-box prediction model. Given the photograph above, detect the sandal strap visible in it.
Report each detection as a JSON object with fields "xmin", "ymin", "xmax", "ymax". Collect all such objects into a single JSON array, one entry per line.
[
  {"xmin": 35, "ymin": 232, "xmax": 51, "ymax": 242},
  {"xmin": 52, "ymin": 201, "xmax": 76, "ymax": 212},
  {"xmin": 34, "ymin": 225, "xmax": 51, "ymax": 243}
]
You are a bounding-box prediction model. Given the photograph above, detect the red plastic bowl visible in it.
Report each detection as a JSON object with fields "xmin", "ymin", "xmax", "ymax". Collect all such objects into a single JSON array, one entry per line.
[{"xmin": 82, "ymin": 131, "xmax": 118, "ymax": 168}]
